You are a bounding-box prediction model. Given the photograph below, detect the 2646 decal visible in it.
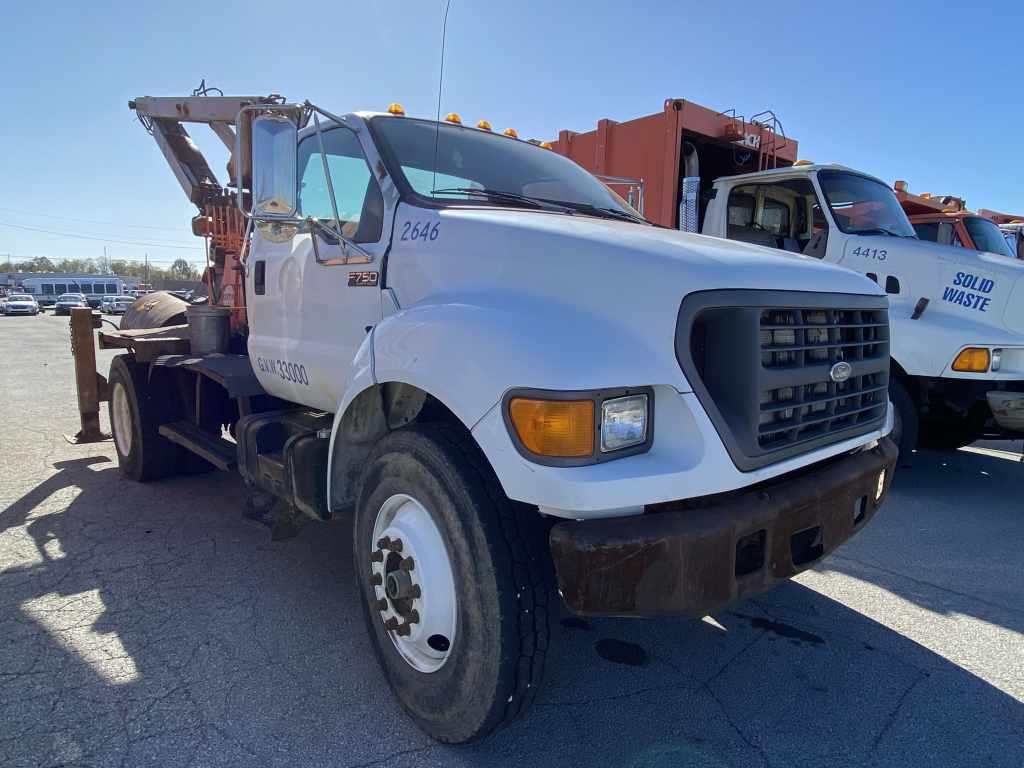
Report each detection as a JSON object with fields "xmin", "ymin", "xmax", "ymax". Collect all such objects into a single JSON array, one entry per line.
[{"xmin": 401, "ymin": 221, "xmax": 440, "ymax": 242}]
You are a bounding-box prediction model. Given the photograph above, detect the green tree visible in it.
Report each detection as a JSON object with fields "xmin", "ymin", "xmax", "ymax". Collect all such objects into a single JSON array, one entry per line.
[
  {"xmin": 26, "ymin": 256, "xmax": 56, "ymax": 272},
  {"xmin": 169, "ymin": 258, "xmax": 197, "ymax": 280}
]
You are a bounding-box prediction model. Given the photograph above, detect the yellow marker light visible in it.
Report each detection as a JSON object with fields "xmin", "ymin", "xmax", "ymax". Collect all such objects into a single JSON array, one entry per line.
[
  {"xmin": 387, "ymin": 103, "xmax": 405, "ymax": 116},
  {"xmin": 793, "ymin": 159, "xmax": 813, "ymax": 166},
  {"xmin": 503, "ymin": 128, "xmax": 519, "ymax": 138},
  {"xmin": 445, "ymin": 112, "xmax": 462, "ymax": 124},
  {"xmin": 952, "ymin": 347, "xmax": 990, "ymax": 373},
  {"xmin": 509, "ymin": 398, "xmax": 594, "ymax": 458},
  {"xmin": 476, "ymin": 119, "xmax": 492, "ymax": 130},
  {"xmin": 539, "ymin": 141, "xmax": 553, "ymax": 150}
]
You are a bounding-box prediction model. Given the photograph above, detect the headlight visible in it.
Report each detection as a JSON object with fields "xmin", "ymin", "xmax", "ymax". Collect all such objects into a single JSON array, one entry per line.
[
  {"xmin": 505, "ymin": 387, "xmax": 653, "ymax": 465},
  {"xmin": 952, "ymin": 347, "xmax": 990, "ymax": 372},
  {"xmin": 600, "ymin": 395, "xmax": 649, "ymax": 452}
]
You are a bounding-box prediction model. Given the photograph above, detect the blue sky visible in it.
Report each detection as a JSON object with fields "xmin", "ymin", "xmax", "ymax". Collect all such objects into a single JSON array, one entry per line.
[{"xmin": 2, "ymin": 0, "xmax": 1021, "ymax": 268}]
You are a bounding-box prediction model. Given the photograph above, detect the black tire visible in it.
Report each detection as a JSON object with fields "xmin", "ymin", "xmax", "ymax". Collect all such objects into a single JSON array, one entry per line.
[
  {"xmin": 108, "ymin": 355, "xmax": 181, "ymax": 482},
  {"xmin": 889, "ymin": 377, "xmax": 918, "ymax": 466},
  {"xmin": 353, "ymin": 425, "xmax": 552, "ymax": 743},
  {"xmin": 918, "ymin": 418, "xmax": 981, "ymax": 451}
]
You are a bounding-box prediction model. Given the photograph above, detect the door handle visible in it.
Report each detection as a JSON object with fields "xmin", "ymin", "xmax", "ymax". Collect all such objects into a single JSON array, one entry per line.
[{"xmin": 254, "ymin": 260, "xmax": 266, "ymax": 295}]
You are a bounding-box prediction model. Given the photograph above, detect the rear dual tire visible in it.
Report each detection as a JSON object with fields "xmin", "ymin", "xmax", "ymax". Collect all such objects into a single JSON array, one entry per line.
[{"xmin": 108, "ymin": 355, "xmax": 182, "ymax": 482}]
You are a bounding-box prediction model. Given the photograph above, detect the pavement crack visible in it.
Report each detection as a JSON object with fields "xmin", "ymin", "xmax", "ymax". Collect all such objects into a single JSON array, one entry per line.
[
  {"xmin": 868, "ymin": 669, "xmax": 929, "ymax": 756},
  {"xmin": 341, "ymin": 743, "xmax": 437, "ymax": 768}
]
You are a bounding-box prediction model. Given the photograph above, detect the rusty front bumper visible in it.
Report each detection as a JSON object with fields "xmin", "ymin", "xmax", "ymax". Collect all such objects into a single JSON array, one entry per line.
[{"xmin": 549, "ymin": 438, "xmax": 898, "ymax": 618}]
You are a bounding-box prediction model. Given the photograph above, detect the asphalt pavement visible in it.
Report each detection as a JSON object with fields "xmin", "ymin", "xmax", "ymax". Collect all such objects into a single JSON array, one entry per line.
[{"xmin": 1, "ymin": 311, "xmax": 1022, "ymax": 768}]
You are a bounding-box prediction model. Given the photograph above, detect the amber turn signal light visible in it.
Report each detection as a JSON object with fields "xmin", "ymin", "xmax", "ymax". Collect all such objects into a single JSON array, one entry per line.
[
  {"xmin": 952, "ymin": 347, "xmax": 990, "ymax": 373},
  {"xmin": 508, "ymin": 398, "xmax": 594, "ymax": 458}
]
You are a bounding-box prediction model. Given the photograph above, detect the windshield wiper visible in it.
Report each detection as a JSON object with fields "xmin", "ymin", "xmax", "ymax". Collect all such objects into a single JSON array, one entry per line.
[
  {"xmin": 431, "ymin": 188, "xmax": 649, "ymax": 224},
  {"xmin": 541, "ymin": 200, "xmax": 649, "ymax": 225},
  {"xmin": 431, "ymin": 187, "xmax": 576, "ymax": 214},
  {"xmin": 852, "ymin": 227, "xmax": 916, "ymax": 239}
]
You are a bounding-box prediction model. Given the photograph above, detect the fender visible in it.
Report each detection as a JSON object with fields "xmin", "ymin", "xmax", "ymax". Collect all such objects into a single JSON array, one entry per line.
[
  {"xmin": 325, "ymin": 327, "xmax": 378, "ymax": 513},
  {"xmin": 325, "ymin": 294, "xmax": 694, "ymax": 512},
  {"xmin": 370, "ymin": 294, "xmax": 693, "ymax": 428}
]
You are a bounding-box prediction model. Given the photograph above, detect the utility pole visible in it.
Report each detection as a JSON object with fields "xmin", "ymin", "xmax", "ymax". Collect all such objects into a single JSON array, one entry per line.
[{"xmin": 144, "ymin": 253, "xmax": 150, "ymax": 286}]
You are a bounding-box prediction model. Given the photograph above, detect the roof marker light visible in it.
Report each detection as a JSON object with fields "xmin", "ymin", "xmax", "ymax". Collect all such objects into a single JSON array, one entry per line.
[
  {"xmin": 477, "ymin": 119, "xmax": 492, "ymax": 130},
  {"xmin": 539, "ymin": 141, "xmax": 553, "ymax": 150},
  {"xmin": 445, "ymin": 112, "xmax": 462, "ymax": 124},
  {"xmin": 793, "ymin": 159, "xmax": 813, "ymax": 166},
  {"xmin": 387, "ymin": 103, "xmax": 405, "ymax": 116},
  {"xmin": 503, "ymin": 128, "xmax": 519, "ymax": 138}
]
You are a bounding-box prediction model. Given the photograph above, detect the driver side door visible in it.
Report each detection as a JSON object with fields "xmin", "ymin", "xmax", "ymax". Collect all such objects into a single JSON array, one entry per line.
[{"xmin": 248, "ymin": 125, "xmax": 389, "ymax": 412}]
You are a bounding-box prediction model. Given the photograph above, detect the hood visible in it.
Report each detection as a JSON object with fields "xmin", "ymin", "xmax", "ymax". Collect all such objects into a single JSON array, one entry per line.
[
  {"xmin": 840, "ymin": 235, "xmax": 1024, "ymax": 335},
  {"xmin": 387, "ymin": 205, "xmax": 887, "ymax": 394},
  {"xmin": 435, "ymin": 208, "xmax": 884, "ymax": 297}
]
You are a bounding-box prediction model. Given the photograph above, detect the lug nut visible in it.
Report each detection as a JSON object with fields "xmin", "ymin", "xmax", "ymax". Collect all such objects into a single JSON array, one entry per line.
[
  {"xmin": 390, "ymin": 538, "xmax": 403, "ymax": 552},
  {"xmin": 370, "ymin": 573, "xmax": 382, "ymax": 586},
  {"xmin": 410, "ymin": 584, "xmax": 422, "ymax": 599},
  {"xmin": 370, "ymin": 549, "xmax": 384, "ymax": 563},
  {"xmin": 377, "ymin": 536, "xmax": 392, "ymax": 550},
  {"xmin": 408, "ymin": 609, "xmax": 420, "ymax": 624},
  {"xmin": 374, "ymin": 598, "xmax": 388, "ymax": 611},
  {"xmin": 399, "ymin": 556, "xmax": 415, "ymax": 572},
  {"xmin": 396, "ymin": 622, "xmax": 412, "ymax": 637},
  {"xmin": 384, "ymin": 617, "xmax": 400, "ymax": 632}
]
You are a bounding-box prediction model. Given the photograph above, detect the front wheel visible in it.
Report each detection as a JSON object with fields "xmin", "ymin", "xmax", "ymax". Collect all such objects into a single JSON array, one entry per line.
[
  {"xmin": 353, "ymin": 425, "xmax": 552, "ymax": 743},
  {"xmin": 889, "ymin": 378, "xmax": 918, "ymax": 466}
]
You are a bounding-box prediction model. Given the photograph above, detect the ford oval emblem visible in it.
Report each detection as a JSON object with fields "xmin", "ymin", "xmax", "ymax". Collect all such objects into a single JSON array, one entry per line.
[{"xmin": 830, "ymin": 361, "xmax": 852, "ymax": 383}]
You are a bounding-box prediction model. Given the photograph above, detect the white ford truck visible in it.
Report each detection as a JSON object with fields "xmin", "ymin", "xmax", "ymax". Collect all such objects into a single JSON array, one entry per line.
[
  {"xmin": 85, "ymin": 94, "xmax": 896, "ymax": 743},
  {"xmin": 700, "ymin": 164, "xmax": 1024, "ymax": 451}
]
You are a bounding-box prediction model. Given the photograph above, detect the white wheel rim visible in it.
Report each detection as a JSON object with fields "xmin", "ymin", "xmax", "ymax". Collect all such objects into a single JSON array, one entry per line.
[
  {"xmin": 370, "ymin": 493, "xmax": 457, "ymax": 673},
  {"xmin": 111, "ymin": 381, "xmax": 133, "ymax": 456}
]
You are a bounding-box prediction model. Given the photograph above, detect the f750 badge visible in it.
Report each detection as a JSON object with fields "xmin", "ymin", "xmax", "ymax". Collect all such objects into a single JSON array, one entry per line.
[{"xmin": 348, "ymin": 271, "xmax": 379, "ymax": 287}]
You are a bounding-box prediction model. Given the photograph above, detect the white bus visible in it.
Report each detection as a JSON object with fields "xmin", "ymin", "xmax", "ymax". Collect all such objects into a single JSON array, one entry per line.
[{"xmin": 21, "ymin": 276, "xmax": 130, "ymax": 307}]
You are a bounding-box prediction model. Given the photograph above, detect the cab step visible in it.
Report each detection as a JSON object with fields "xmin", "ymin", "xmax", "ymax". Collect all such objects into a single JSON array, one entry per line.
[
  {"xmin": 235, "ymin": 409, "xmax": 333, "ymax": 521},
  {"xmin": 158, "ymin": 421, "xmax": 237, "ymax": 471}
]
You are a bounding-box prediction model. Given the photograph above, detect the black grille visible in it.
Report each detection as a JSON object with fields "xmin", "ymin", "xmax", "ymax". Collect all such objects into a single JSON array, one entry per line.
[
  {"xmin": 758, "ymin": 308, "xmax": 888, "ymax": 450},
  {"xmin": 677, "ymin": 291, "xmax": 890, "ymax": 472}
]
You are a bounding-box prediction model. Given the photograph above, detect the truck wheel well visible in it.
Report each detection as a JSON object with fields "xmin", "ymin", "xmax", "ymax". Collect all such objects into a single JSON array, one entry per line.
[{"xmin": 329, "ymin": 383, "xmax": 474, "ymax": 513}]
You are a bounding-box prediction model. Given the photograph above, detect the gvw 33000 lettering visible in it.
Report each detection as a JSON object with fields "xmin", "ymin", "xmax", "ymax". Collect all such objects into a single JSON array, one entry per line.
[{"xmin": 256, "ymin": 356, "xmax": 310, "ymax": 386}]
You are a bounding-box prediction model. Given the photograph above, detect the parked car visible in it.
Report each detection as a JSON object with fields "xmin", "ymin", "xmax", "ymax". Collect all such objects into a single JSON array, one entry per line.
[
  {"xmin": 104, "ymin": 295, "xmax": 136, "ymax": 315},
  {"xmin": 54, "ymin": 293, "xmax": 88, "ymax": 315},
  {"xmin": 2, "ymin": 294, "xmax": 40, "ymax": 316}
]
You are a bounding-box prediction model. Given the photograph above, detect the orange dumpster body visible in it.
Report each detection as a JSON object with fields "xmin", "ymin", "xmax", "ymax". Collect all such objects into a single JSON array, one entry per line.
[{"xmin": 550, "ymin": 98, "xmax": 800, "ymax": 229}]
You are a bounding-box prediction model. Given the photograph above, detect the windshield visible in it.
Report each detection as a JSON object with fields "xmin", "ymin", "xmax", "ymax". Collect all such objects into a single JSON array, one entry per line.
[
  {"xmin": 58, "ymin": 294, "xmax": 83, "ymax": 301},
  {"xmin": 9, "ymin": 295, "xmax": 32, "ymax": 302},
  {"xmin": 370, "ymin": 116, "xmax": 641, "ymax": 220},
  {"xmin": 964, "ymin": 216, "xmax": 1016, "ymax": 258},
  {"xmin": 116, "ymin": 296, "xmax": 135, "ymax": 302},
  {"xmin": 818, "ymin": 170, "xmax": 917, "ymax": 238}
]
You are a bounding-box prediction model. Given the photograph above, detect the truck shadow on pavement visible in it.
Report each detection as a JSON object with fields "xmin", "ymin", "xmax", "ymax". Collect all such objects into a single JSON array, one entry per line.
[
  {"xmin": 822, "ymin": 442, "xmax": 1024, "ymax": 638},
  {"xmin": 0, "ymin": 452, "xmax": 1021, "ymax": 768}
]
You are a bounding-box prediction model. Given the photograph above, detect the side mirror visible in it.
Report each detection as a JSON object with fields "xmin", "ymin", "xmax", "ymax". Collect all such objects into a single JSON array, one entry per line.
[{"xmin": 243, "ymin": 113, "xmax": 299, "ymax": 219}]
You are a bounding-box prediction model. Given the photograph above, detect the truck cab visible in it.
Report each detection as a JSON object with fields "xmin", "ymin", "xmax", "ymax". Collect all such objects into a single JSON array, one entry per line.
[
  {"xmin": 94, "ymin": 93, "xmax": 898, "ymax": 744},
  {"xmin": 702, "ymin": 163, "xmax": 1024, "ymax": 450},
  {"xmin": 894, "ymin": 185, "xmax": 1022, "ymax": 261}
]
